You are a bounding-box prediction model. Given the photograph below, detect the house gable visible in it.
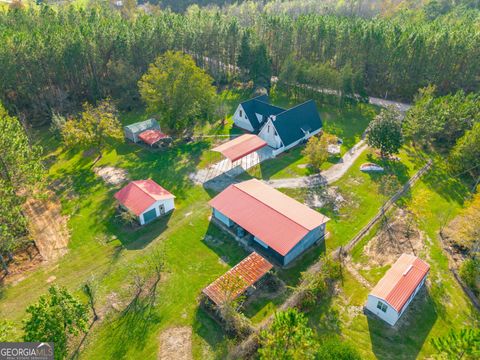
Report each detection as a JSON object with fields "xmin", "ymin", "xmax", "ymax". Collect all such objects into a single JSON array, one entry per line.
[{"xmin": 233, "ymin": 95, "xmax": 285, "ymax": 133}]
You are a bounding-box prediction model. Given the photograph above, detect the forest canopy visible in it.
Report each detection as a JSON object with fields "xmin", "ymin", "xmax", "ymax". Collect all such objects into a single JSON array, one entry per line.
[{"xmin": 0, "ymin": 2, "xmax": 479, "ymax": 125}]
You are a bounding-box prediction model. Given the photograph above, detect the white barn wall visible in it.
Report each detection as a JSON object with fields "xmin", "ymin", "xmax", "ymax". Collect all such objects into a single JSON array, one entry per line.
[{"xmin": 139, "ymin": 198, "xmax": 175, "ymax": 225}]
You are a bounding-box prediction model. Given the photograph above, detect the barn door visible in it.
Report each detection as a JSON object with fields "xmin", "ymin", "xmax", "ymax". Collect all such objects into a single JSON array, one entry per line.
[{"xmin": 143, "ymin": 208, "xmax": 157, "ymax": 224}]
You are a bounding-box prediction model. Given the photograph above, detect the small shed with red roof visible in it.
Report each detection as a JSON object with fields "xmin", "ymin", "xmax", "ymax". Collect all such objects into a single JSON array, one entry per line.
[
  {"xmin": 138, "ymin": 129, "xmax": 171, "ymax": 147},
  {"xmin": 114, "ymin": 179, "xmax": 175, "ymax": 225},
  {"xmin": 209, "ymin": 179, "xmax": 329, "ymax": 266},
  {"xmin": 365, "ymin": 253, "xmax": 430, "ymax": 326}
]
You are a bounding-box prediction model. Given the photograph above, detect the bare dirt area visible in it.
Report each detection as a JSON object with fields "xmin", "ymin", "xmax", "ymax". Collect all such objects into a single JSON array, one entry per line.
[
  {"xmin": 1, "ymin": 245, "xmax": 43, "ymax": 285},
  {"xmin": 158, "ymin": 326, "xmax": 193, "ymax": 360},
  {"xmin": 23, "ymin": 192, "xmax": 69, "ymax": 261},
  {"xmin": 94, "ymin": 166, "xmax": 128, "ymax": 186},
  {"xmin": 362, "ymin": 208, "xmax": 425, "ymax": 268}
]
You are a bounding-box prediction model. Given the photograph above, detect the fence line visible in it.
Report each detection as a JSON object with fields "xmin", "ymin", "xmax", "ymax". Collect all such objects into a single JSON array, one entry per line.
[
  {"xmin": 229, "ymin": 159, "xmax": 433, "ymax": 359},
  {"xmin": 344, "ymin": 159, "xmax": 433, "ymax": 253}
]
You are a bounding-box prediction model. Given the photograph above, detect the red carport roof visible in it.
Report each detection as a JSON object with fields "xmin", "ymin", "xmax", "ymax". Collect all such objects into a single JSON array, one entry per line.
[
  {"xmin": 138, "ymin": 129, "xmax": 169, "ymax": 146},
  {"xmin": 212, "ymin": 134, "xmax": 267, "ymax": 162},
  {"xmin": 371, "ymin": 254, "xmax": 430, "ymax": 313},
  {"xmin": 202, "ymin": 252, "xmax": 273, "ymax": 306},
  {"xmin": 114, "ymin": 179, "xmax": 175, "ymax": 216},
  {"xmin": 209, "ymin": 179, "xmax": 329, "ymax": 256}
]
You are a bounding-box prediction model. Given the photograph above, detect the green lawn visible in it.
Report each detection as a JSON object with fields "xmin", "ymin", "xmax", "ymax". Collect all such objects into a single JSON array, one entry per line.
[
  {"xmin": 305, "ymin": 163, "xmax": 479, "ymax": 359},
  {"xmin": 0, "ymin": 123, "xmax": 248, "ymax": 358},
  {"xmin": 242, "ymin": 101, "xmax": 378, "ymax": 180}
]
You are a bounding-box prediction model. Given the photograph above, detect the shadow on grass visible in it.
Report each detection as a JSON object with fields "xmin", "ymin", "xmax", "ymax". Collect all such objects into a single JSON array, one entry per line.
[
  {"xmin": 107, "ymin": 212, "xmax": 174, "ymax": 250},
  {"xmin": 201, "ymin": 221, "xmax": 248, "ymax": 268},
  {"xmin": 105, "ymin": 298, "xmax": 162, "ymax": 360},
  {"xmin": 367, "ymin": 287, "xmax": 436, "ymax": 360},
  {"xmin": 192, "ymin": 307, "xmax": 229, "ymax": 360}
]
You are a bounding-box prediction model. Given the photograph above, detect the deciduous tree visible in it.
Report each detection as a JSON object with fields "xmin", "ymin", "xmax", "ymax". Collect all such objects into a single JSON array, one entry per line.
[
  {"xmin": 303, "ymin": 132, "xmax": 337, "ymax": 171},
  {"xmin": 366, "ymin": 107, "xmax": 403, "ymax": 157},
  {"xmin": 0, "ymin": 104, "xmax": 43, "ymax": 272},
  {"xmin": 61, "ymin": 99, "xmax": 122, "ymax": 163},
  {"xmin": 138, "ymin": 51, "xmax": 217, "ymax": 134},
  {"xmin": 23, "ymin": 286, "xmax": 89, "ymax": 360}
]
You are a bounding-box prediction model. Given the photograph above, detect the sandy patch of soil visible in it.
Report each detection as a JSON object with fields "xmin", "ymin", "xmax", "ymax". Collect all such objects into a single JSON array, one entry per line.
[
  {"xmin": 362, "ymin": 208, "xmax": 425, "ymax": 268},
  {"xmin": 23, "ymin": 192, "xmax": 69, "ymax": 261},
  {"xmin": 306, "ymin": 186, "xmax": 346, "ymax": 212},
  {"xmin": 94, "ymin": 166, "xmax": 128, "ymax": 186},
  {"xmin": 158, "ymin": 327, "xmax": 192, "ymax": 360}
]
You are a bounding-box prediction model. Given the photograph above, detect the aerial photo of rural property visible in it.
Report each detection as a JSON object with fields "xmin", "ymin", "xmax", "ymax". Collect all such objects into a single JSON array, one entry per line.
[{"xmin": 1, "ymin": 0, "xmax": 479, "ymax": 359}]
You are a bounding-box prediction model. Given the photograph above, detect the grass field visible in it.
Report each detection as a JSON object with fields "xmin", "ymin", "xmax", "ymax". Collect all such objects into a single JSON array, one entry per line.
[
  {"xmin": 303, "ymin": 163, "xmax": 479, "ymax": 359},
  {"xmin": 0, "ymin": 86, "xmax": 477, "ymax": 360},
  {"xmin": 241, "ymin": 101, "xmax": 378, "ymax": 180}
]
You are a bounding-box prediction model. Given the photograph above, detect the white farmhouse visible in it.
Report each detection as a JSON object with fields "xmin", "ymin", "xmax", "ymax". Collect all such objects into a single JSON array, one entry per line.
[
  {"xmin": 233, "ymin": 95, "xmax": 285, "ymax": 133},
  {"xmin": 114, "ymin": 179, "xmax": 175, "ymax": 225},
  {"xmin": 365, "ymin": 254, "xmax": 430, "ymax": 326},
  {"xmin": 233, "ymin": 95, "xmax": 324, "ymax": 156},
  {"xmin": 258, "ymin": 100, "xmax": 322, "ymax": 155}
]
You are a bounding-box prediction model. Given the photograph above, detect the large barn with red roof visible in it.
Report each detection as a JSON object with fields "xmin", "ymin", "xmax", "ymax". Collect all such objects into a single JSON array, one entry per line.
[
  {"xmin": 209, "ymin": 179, "xmax": 329, "ymax": 266},
  {"xmin": 114, "ymin": 179, "xmax": 175, "ymax": 225},
  {"xmin": 365, "ymin": 253, "xmax": 430, "ymax": 326}
]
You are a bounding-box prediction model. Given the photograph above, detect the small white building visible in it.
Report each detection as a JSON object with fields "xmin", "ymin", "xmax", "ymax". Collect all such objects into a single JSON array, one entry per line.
[
  {"xmin": 365, "ymin": 254, "xmax": 430, "ymax": 326},
  {"xmin": 114, "ymin": 179, "xmax": 175, "ymax": 225}
]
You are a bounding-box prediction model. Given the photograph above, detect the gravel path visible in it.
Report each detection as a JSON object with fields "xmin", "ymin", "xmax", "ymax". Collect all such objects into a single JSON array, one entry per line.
[{"xmin": 266, "ymin": 141, "xmax": 367, "ymax": 189}]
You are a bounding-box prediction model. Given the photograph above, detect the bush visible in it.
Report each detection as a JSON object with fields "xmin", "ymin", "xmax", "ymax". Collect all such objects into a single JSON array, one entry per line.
[
  {"xmin": 315, "ymin": 338, "xmax": 362, "ymax": 359},
  {"xmin": 459, "ymin": 258, "xmax": 480, "ymax": 295}
]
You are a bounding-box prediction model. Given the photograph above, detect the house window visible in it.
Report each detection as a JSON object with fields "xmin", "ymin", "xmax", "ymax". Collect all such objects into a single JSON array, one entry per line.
[
  {"xmin": 377, "ymin": 301, "xmax": 388, "ymax": 313},
  {"xmin": 239, "ymin": 110, "xmax": 243, "ymax": 117}
]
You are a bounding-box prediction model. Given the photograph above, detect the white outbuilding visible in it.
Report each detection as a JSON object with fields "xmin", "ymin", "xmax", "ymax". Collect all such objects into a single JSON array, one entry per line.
[
  {"xmin": 365, "ymin": 253, "xmax": 430, "ymax": 326},
  {"xmin": 114, "ymin": 179, "xmax": 175, "ymax": 225}
]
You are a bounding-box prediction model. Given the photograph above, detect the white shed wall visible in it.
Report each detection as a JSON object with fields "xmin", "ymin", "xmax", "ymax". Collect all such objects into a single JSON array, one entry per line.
[
  {"xmin": 365, "ymin": 295, "xmax": 399, "ymax": 326},
  {"xmin": 139, "ymin": 198, "xmax": 175, "ymax": 225}
]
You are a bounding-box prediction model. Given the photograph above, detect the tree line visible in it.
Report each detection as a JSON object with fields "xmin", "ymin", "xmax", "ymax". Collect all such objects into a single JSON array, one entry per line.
[{"xmin": 1, "ymin": 3, "xmax": 479, "ymax": 125}]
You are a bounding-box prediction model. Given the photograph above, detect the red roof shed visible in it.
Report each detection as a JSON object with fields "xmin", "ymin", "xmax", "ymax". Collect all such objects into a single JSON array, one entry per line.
[{"xmin": 114, "ymin": 179, "xmax": 175, "ymax": 216}]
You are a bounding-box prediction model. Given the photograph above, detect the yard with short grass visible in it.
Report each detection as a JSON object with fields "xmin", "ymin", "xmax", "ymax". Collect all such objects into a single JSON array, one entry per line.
[
  {"xmin": 0, "ymin": 87, "xmax": 477, "ymax": 360},
  {"xmin": 302, "ymin": 164, "xmax": 479, "ymax": 359}
]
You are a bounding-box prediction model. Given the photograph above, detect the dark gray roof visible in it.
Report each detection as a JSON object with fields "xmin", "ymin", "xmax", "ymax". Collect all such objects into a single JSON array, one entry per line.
[
  {"xmin": 272, "ymin": 100, "xmax": 323, "ymax": 147},
  {"xmin": 241, "ymin": 95, "xmax": 285, "ymax": 132}
]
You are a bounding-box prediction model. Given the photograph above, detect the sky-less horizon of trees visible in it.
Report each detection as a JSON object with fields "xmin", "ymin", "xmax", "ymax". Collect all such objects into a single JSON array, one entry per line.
[{"xmin": 0, "ymin": 2, "xmax": 479, "ymax": 124}]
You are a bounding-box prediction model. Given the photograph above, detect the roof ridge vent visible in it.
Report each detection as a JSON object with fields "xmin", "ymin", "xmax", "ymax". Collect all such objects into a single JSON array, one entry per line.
[{"xmin": 403, "ymin": 264, "xmax": 413, "ymax": 276}]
